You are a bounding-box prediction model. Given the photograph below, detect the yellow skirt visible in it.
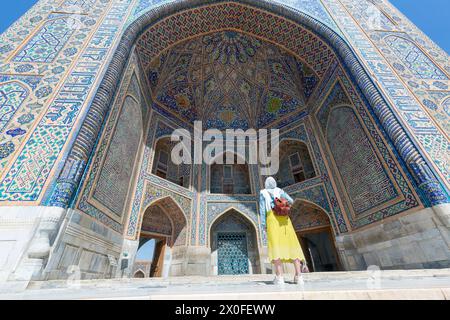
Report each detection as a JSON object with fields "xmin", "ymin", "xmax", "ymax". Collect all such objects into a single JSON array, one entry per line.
[{"xmin": 266, "ymin": 210, "xmax": 305, "ymax": 263}]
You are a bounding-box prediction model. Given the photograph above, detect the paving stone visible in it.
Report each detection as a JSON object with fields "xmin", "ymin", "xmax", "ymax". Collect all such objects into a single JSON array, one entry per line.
[{"xmin": 2, "ymin": 269, "xmax": 449, "ymax": 300}]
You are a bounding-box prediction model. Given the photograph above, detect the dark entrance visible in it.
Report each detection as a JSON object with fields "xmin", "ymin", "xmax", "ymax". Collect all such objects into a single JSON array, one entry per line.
[
  {"xmin": 291, "ymin": 201, "xmax": 341, "ymax": 272},
  {"xmin": 297, "ymin": 227, "xmax": 340, "ymax": 272}
]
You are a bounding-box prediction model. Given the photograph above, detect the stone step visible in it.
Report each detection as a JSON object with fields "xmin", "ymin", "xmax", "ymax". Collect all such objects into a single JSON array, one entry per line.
[
  {"xmin": 0, "ymin": 269, "xmax": 448, "ymax": 300},
  {"xmin": 26, "ymin": 268, "xmax": 450, "ymax": 290}
]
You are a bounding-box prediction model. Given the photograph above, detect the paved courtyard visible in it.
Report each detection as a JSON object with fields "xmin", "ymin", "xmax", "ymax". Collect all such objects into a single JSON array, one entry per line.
[{"xmin": 1, "ymin": 269, "xmax": 450, "ymax": 300}]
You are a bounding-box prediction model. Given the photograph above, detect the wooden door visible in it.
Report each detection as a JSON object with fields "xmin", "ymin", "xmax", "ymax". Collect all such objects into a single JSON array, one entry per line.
[{"xmin": 150, "ymin": 238, "xmax": 166, "ymax": 277}]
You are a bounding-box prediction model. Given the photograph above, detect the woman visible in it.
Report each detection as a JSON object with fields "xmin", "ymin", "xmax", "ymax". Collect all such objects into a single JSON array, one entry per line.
[{"xmin": 259, "ymin": 177, "xmax": 306, "ymax": 285}]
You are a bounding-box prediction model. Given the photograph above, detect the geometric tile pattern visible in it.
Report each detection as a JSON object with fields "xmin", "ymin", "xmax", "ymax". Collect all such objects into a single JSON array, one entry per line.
[
  {"xmin": 325, "ymin": 105, "xmax": 398, "ymax": 215},
  {"xmin": 0, "ymin": 0, "xmax": 134, "ymax": 203},
  {"xmin": 217, "ymin": 233, "xmax": 249, "ymax": 275},
  {"xmin": 370, "ymin": 30, "xmax": 450, "ymax": 136},
  {"xmin": 76, "ymin": 54, "xmax": 144, "ymax": 233},
  {"xmin": 290, "ymin": 201, "xmax": 331, "ymax": 232},
  {"xmin": 128, "ymin": 176, "xmax": 192, "ymax": 241},
  {"xmin": 92, "ymin": 96, "xmax": 142, "ymax": 218},
  {"xmin": 13, "ymin": 16, "xmax": 75, "ymax": 63},
  {"xmin": 271, "ymin": 0, "xmax": 341, "ymax": 35},
  {"xmin": 59, "ymin": 0, "xmax": 96, "ymax": 11},
  {"xmin": 124, "ymin": 114, "xmax": 194, "ymax": 239},
  {"xmin": 330, "ymin": 0, "xmax": 450, "ymax": 192},
  {"xmin": 114, "ymin": 1, "xmax": 431, "ymax": 243},
  {"xmin": 0, "ymin": 0, "xmax": 106, "ymax": 176},
  {"xmin": 136, "ymin": 3, "xmax": 335, "ymax": 79},
  {"xmin": 207, "ymin": 201, "xmax": 259, "ymax": 234},
  {"xmin": 312, "ymin": 65, "xmax": 422, "ymax": 229},
  {"xmin": 316, "ymin": 81, "xmax": 402, "ymax": 218},
  {"xmin": 147, "ymin": 30, "xmax": 319, "ymax": 129},
  {"xmin": 282, "ymin": 120, "xmax": 348, "ymax": 233},
  {"xmin": 384, "ymin": 35, "xmax": 447, "ymax": 80},
  {"xmin": 141, "ymin": 182, "xmax": 191, "ymax": 221},
  {"xmin": 132, "ymin": 0, "xmax": 341, "ymax": 36},
  {"xmin": 0, "ymin": 81, "xmax": 29, "ymax": 133}
]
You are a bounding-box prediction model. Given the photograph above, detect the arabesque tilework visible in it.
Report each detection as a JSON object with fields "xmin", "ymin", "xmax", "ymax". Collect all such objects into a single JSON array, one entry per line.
[
  {"xmin": 324, "ymin": 0, "xmax": 450, "ymax": 188},
  {"xmin": 13, "ymin": 16, "xmax": 76, "ymax": 63},
  {"xmin": 0, "ymin": 0, "xmax": 133, "ymax": 203},
  {"xmin": 0, "ymin": 1, "xmax": 448, "ymax": 252}
]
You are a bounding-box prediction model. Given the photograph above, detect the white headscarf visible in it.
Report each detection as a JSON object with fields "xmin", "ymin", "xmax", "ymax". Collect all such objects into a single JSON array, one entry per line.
[
  {"xmin": 262, "ymin": 177, "xmax": 281, "ymax": 212},
  {"xmin": 265, "ymin": 177, "xmax": 277, "ymax": 190}
]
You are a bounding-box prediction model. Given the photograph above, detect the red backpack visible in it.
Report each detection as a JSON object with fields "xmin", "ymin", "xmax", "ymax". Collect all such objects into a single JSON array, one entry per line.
[{"xmin": 273, "ymin": 196, "xmax": 291, "ymax": 217}]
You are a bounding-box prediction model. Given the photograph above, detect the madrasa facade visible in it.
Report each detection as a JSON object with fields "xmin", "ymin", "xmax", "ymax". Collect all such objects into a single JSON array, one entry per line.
[{"xmin": 0, "ymin": 0, "xmax": 449, "ymax": 282}]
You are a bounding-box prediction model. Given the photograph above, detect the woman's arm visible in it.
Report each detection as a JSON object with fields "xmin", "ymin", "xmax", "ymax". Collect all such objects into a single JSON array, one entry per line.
[
  {"xmin": 259, "ymin": 192, "xmax": 267, "ymax": 227},
  {"xmin": 281, "ymin": 189, "xmax": 294, "ymax": 205}
]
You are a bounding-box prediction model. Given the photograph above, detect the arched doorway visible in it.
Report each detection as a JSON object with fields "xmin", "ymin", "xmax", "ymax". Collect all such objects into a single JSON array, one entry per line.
[
  {"xmin": 137, "ymin": 197, "xmax": 187, "ymax": 277},
  {"xmin": 210, "ymin": 209, "xmax": 260, "ymax": 275},
  {"xmin": 133, "ymin": 270, "xmax": 145, "ymax": 278},
  {"xmin": 290, "ymin": 200, "xmax": 341, "ymax": 272}
]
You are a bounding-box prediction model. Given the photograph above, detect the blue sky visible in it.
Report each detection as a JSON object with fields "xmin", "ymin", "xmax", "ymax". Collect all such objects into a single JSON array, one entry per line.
[
  {"xmin": 1, "ymin": 1, "xmax": 448, "ymax": 53},
  {"xmin": 390, "ymin": 0, "xmax": 450, "ymax": 53},
  {"xmin": 136, "ymin": 239, "xmax": 156, "ymax": 261}
]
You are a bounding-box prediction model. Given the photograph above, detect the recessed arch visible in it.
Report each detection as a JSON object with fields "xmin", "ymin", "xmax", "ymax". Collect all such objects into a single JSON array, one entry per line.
[
  {"xmin": 209, "ymin": 208, "xmax": 260, "ymax": 275},
  {"xmin": 274, "ymin": 138, "xmax": 316, "ymax": 187},
  {"xmin": 208, "ymin": 151, "xmax": 253, "ymax": 195},
  {"xmin": 133, "ymin": 269, "xmax": 146, "ymax": 278},
  {"xmin": 292, "ymin": 198, "xmax": 332, "ymax": 220},
  {"xmin": 52, "ymin": 0, "xmax": 438, "ymax": 212},
  {"xmin": 290, "ymin": 199, "xmax": 342, "ymax": 272},
  {"xmin": 137, "ymin": 195, "xmax": 188, "ymax": 247},
  {"xmin": 207, "ymin": 206, "xmax": 261, "ymax": 246},
  {"xmin": 325, "ymin": 105, "xmax": 398, "ymax": 216},
  {"xmin": 151, "ymin": 136, "xmax": 191, "ymax": 188},
  {"xmin": 145, "ymin": 28, "xmax": 321, "ymax": 128}
]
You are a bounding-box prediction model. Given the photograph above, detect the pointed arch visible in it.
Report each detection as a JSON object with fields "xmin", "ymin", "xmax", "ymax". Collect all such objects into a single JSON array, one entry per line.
[
  {"xmin": 275, "ymin": 138, "xmax": 317, "ymax": 187},
  {"xmin": 209, "ymin": 207, "xmax": 261, "ymax": 275},
  {"xmin": 291, "ymin": 198, "xmax": 334, "ymax": 232},
  {"xmin": 292, "ymin": 198, "xmax": 342, "ymax": 272},
  {"xmin": 133, "ymin": 269, "xmax": 146, "ymax": 278},
  {"xmin": 208, "ymin": 206, "xmax": 260, "ymax": 247},
  {"xmin": 54, "ymin": 0, "xmax": 444, "ymax": 213},
  {"xmin": 151, "ymin": 135, "xmax": 192, "ymax": 188},
  {"xmin": 138, "ymin": 195, "xmax": 188, "ymax": 247}
]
